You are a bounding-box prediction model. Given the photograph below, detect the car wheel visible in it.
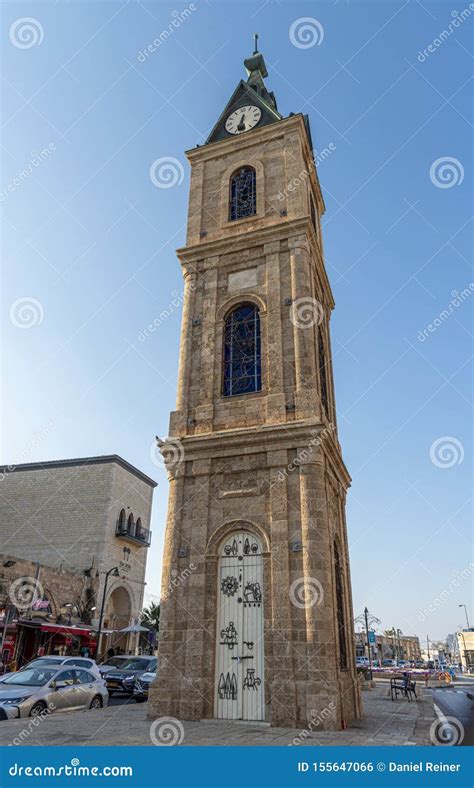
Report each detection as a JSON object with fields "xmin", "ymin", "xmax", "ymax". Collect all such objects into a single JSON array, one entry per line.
[
  {"xmin": 134, "ymin": 697, "xmax": 146, "ymax": 703},
  {"xmin": 29, "ymin": 701, "xmax": 47, "ymax": 718},
  {"xmin": 89, "ymin": 696, "xmax": 103, "ymax": 710}
]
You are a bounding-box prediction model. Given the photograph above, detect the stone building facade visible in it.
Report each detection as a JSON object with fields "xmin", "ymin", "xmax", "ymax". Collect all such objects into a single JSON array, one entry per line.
[
  {"xmin": 0, "ymin": 455, "xmax": 156, "ymax": 653},
  {"xmin": 149, "ymin": 48, "xmax": 361, "ymax": 729}
]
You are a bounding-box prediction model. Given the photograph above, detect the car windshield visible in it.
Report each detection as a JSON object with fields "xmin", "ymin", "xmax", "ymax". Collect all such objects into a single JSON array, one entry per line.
[
  {"xmin": 27, "ymin": 657, "xmax": 64, "ymax": 667},
  {"xmin": 2, "ymin": 668, "xmax": 57, "ymax": 687},
  {"xmin": 103, "ymin": 657, "xmax": 128, "ymax": 668},
  {"xmin": 119, "ymin": 658, "xmax": 150, "ymax": 670}
]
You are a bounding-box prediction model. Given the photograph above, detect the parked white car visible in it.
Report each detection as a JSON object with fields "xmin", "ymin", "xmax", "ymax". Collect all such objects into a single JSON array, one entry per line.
[{"xmin": 1, "ymin": 656, "xmax": 102, "ymax": 682}]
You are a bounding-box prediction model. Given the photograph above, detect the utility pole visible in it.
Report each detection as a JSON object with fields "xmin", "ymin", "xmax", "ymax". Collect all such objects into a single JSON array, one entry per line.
[{"xmin": 427, "ymin": 635, "xmax": 430, "ymax": 659}]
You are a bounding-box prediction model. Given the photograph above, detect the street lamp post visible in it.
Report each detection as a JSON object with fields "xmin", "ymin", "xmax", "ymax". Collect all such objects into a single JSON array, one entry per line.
[
  {"xmin": 354, "ymin": 607, "xmax": 381, "ymax": 681},
  {"xmin": 96, "ymin": 567, "xmax": 119, "ymax": 659},
  {"xmin": 459, "ymin": 604, "xmax": 471, "ymax": 629},
  {"xmin": 396, "ymin": 629, "xmax": 403, "ymax": 663}
]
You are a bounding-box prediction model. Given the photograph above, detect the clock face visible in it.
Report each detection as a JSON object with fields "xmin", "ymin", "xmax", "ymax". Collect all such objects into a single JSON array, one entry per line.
[{"xmin": 225, "ymin": 105, "xmax": 262, "ymax": 135}]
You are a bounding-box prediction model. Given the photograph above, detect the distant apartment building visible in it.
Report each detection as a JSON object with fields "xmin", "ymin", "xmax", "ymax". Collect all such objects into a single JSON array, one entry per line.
[
  {"xmin": 457, "ymin": 629, "xmax": 474, "ymax": 672},
  {"xmin": 0, "ymin": 456, "xmax": 156, "ymax": 661},
  {"xmin": 355, "ymin": 631, "xmax": 421, "ymax": 662}
]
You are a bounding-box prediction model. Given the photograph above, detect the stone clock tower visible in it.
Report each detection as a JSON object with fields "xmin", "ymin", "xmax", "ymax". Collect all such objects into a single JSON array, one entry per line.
[{"xmin": 149, "ymin": 44, "xmax": 361, "ymax": 730}]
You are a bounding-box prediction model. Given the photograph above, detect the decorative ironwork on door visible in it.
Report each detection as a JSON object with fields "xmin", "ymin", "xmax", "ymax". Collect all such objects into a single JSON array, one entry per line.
[{"xmin": 215, "ymin": 531, "xmax": 265, "ymax": 721}]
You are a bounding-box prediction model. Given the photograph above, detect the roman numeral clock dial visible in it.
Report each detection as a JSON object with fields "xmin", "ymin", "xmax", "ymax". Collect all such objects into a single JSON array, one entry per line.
[{"xmin": 225, "ymin": 105, "xmax": 262, "ymax": 135}]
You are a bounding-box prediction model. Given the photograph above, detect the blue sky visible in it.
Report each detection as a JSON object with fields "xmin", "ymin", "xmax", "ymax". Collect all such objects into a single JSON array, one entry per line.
[{"xmin": 2, "ymin": 0, "xmax": 472, "ymax": 643}]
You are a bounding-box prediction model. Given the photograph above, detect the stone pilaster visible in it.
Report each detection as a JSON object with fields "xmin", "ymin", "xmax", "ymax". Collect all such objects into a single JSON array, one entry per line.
[
  {"xmin": 264, "ymin": 241, "xmax": 286, "ymax": 424},
  {"xmin": 289, "ymin": 239, "xmax": 318, "ymax": 419},
  {"xmin": 148, "ymin": 467, "xmax": 185, "ymax": 719},
  {"xmin": 298, "ymin": 451, "xmax": 340, "ymax": 729},
  {"xmin": 175, "ymin": 269, "xmax": 198, "ymax": 415},
  {"xmin": 267, "ymin": 449, "xmax": 297, "ymax": 727}
]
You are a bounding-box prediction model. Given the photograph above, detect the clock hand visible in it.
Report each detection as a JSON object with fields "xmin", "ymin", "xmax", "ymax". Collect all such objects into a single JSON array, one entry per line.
[{"xmin": 237, "ymin": 113, "xmax": 246, "ymax": 131}]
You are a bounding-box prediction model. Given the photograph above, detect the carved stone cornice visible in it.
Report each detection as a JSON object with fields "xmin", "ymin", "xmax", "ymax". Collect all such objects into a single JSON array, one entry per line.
[{"xmin": 169, "ymin": 420, "xmax": 351, "ymax": 487}]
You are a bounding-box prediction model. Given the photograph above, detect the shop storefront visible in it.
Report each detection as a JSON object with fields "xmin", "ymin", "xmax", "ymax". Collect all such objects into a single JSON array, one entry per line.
[{"xmin": 13, "ymin": 620, "xmax": 98, "ymax": 667}]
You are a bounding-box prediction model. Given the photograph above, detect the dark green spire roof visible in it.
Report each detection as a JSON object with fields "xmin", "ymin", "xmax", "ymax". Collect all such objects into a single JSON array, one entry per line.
[{"xmin": 205, "ymin": 36, "xmax": 281, "ymax": 145}]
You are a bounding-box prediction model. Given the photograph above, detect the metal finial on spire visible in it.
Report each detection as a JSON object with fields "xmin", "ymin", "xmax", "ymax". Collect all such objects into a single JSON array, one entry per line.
[{"xmin": 253, "ymin": 32, "xmax": 259, "ymax": 54}]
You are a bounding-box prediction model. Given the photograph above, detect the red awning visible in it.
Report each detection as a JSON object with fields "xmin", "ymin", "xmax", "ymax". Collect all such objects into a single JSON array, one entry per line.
[{"xmin": 40, "ymin": 624, "xmax": 93, "ymax": 636}]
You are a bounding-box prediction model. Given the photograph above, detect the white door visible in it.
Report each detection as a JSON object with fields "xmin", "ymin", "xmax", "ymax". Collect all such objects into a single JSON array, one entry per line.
[{"xmin": 215, "ymin": 532, "xmax": 264, "ymax": 721}]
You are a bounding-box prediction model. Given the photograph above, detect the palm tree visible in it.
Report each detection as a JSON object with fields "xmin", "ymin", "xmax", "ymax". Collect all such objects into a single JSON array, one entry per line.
[{"xmin": 141, "ymin": 602, "xmax": 160, "ymax": 634}]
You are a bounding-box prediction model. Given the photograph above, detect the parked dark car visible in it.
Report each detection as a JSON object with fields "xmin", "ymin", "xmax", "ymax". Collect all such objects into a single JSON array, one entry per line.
[
  {"xmin": 98, "ymin": 655, "xmax": 133, "ymax": 677},
  {"xmin": 103, "ymin": 656, "xmax": 157, "ymax": 696},
  {"xmin": 132, "ymin": 670, "xmax": 156, "ymax": 703}
]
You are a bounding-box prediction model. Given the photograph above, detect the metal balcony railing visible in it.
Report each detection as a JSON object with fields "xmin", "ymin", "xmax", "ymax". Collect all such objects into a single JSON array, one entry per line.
[{"xmin": 115, "ymin": 522, "xmax": 152, "ymax": 547}]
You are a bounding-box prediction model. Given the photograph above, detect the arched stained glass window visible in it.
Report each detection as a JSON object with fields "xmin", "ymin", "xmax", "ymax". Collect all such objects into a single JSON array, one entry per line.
[
  {"xmin": 229, "ymin": 167, "xmax": 256, "ymax": 221},
  {"xmin": 223, "ymin": 303, "xmax": 261, "ymax": 397},
  {"xmin": 334, "ymin": 540, "xmax": 348, "ymax": 670}
]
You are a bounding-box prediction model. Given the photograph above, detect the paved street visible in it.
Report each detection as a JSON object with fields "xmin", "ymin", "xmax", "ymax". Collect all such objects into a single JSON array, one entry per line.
[
  {"xmin": 428, "ymin": 678, "xmax": 474, "ymax": 747},
  {"xmin": 0, "ymin": 682, "xmax": 436, "ymax": 747}
]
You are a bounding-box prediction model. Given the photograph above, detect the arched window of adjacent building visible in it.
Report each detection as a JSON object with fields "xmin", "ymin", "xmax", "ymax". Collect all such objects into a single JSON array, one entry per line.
[
  {"xmin": 334, "ymin": 540, "xmax": 348, "ymax": 670},
  {"xmin": 118, "ymin": 509, "xmax": 126, "ymax": 532},
  {"xmin": 136, "ymin": 517, "xmax": 142, "ymax": 539},
  {"xmin": 223, "ymin": 303, "xmax": 261, "ymax": 397},
  {"xmin": 318, "ymin": 328, "xmax": 329, "ymax": 419},
  {"xmin": 127, "ymin": 513, "xmax": 135, "ymax": 537},
  {"xmin": 310, "ymin": 194, "xmax": 317, "ymax": 233},
  {"xmin": 229, "ymin": 166, "xmax": 256, "ymax": 221}
]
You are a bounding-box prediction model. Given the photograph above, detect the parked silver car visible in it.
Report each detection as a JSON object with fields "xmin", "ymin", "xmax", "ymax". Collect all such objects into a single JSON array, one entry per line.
[{"xmin": 0, "ymin": 665, "xmax": 108, "ymax": 720}]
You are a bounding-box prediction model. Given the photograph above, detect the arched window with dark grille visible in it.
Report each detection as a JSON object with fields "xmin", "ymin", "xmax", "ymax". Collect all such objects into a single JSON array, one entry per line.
[
  {"xmin": 127, "ymin": 513, "xmax": 135, "ymax": 537},
  {"xmin": 223, "ymin": 303, "xmax": 261, "ymax": 397},
  {"xmin": 334, "ymin": 540, "xmax": 348, "ymax": 670},
  {"xmin": 229, "ymin": 166, "xmax": 256, "ymax": 221},
  {"xmin": 118, "ymin": 509, "xmax": 126, "ymax": 534},
  {"xmin": 136, "ymin": 517, "xmax": 142, "ymax": 540},
  {"xmin": 318, "ymin": 328, "xmax": 329, "ymax": 419}
]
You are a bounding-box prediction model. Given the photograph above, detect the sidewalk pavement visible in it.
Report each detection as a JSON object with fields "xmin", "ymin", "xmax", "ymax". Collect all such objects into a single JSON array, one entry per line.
[{"xmin": 0, "ymin": 682, "xmax": 436, "ymax": 747}]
